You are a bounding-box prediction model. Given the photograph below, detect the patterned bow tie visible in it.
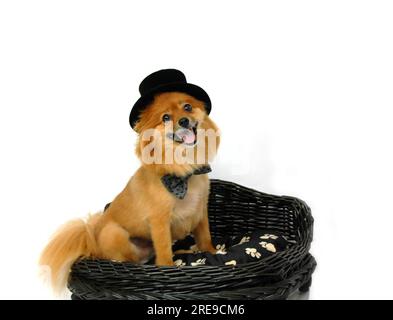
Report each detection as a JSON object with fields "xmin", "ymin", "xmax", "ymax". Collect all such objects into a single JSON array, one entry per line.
[{"xmin": 161, "ymin": 165, "xmax": 212, "ymax": 199}]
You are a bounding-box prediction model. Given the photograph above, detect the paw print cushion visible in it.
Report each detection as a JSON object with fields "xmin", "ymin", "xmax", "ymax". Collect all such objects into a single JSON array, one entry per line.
[{"xmin": 148, "ymin": 230, "xmax": 291, "ymax": 267}]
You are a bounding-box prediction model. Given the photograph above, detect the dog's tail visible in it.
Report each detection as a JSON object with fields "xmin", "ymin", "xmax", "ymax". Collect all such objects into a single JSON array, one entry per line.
[{"xmin": 39, "ymin": 213, "xmax": 102, "ymax": 293}]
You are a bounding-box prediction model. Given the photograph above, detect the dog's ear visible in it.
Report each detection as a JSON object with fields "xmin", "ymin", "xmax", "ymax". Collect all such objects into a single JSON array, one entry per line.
[
  {"xmin": 133, "ymin": 120, "xmax": 142, "ymax": 134},
  {"xmin": 201, "ymin": 116, "xmax": 220, "ymax": 163},
  {"xmin": 203, "ymin": 102, "xmax": 210, "ymax": 115},
  {"xmin": 135, "ymin": 129, "xmax": 153, "ymax": 160}
]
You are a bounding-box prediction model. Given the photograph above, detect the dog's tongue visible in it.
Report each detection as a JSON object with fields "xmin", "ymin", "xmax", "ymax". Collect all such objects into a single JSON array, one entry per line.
[{"xmin": 176, "ymin": 128, "xmax": 195, "ymax": 144}]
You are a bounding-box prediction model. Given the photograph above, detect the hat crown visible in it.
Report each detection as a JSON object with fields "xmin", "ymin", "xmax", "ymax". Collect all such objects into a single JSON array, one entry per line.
[
  {"xmin": 139, "ymin": 69, "xmax": 187, "ymax": 95},
  {"xmin": 130, "ymin": 68, "xmax": 211, "ymax": 130}
]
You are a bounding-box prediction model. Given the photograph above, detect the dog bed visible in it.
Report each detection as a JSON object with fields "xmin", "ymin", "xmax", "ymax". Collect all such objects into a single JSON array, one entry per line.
[
  {"xmin": 69, "ymin": 179, "xmax": 316, "ymax": 300},
  {"xmin": 160, "ymin": 230, "xmax": 291, "ymax": 267}
]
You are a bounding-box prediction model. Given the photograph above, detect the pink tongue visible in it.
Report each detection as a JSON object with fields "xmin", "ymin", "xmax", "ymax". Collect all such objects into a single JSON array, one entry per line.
[{"xmin": 177, "ymin": 129, "xmax": 196, "ymax": 144}]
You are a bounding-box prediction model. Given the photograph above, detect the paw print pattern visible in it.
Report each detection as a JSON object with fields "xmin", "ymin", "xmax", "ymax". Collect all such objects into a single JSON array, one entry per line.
[
  {"xmin": 174, "ymin": 259, "xmax": 186, "ymax": 267},
  {"xmin": 245, "ymin": 248, "xmax": 261, "ymax": 259},
  {"xmin": 216, "ymin": 244, "xmax": 227, "ymax": 254},
  {"xmin": 171, "ymin": 231, "xmax": 286, "ymax": 267},
  {"xmin": 260, "ymin": 234, "xmax": 278, "ymax": 240},
  {"xmin": 259, "ymin": 241, "xmax": 277, "ymax": 253},
  {"xmin": 191, "ymin": 258, "xmax": 207, "ymax": 266},
  {"xmin": 238, "ymin": 236, "xmax": 250, "ymax": 245}
]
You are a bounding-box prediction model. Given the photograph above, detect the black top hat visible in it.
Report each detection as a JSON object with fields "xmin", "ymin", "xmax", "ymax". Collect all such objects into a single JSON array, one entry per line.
[{"xmin": 129, "ymin": 69, "xmax": 211, "ymax": 129}]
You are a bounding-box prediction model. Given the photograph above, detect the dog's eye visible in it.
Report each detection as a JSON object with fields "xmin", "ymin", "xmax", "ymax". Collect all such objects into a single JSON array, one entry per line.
[
  {"xmin": 162, "ymin": 114, "xmax": 171, "ymax": 122},
  {"xmin": 183, "ymin": 104, "xmax": 192, "ymax": 112}
]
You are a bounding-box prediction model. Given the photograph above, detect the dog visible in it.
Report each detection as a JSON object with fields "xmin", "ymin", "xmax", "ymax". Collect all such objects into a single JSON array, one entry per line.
[{"xmin": 40, "ymin": 69, "xmax": 220, "ymax": 292}]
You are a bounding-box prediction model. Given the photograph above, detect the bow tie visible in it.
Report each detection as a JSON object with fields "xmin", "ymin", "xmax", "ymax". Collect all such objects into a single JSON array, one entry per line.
[{"xmin": 161, "ymin": 165, "xmax": 212, "ymax": 200}]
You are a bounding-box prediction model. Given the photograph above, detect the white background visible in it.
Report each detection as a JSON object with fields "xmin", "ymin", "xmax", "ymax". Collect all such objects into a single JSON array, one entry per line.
[{"xmin": 0, "ymin": 0, "xmax": 392, "ymax": 299}]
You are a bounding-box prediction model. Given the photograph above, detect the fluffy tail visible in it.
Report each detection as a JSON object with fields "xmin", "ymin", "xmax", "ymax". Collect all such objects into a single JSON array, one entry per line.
[{"xmin": 39, "ymin": 213, "xmax": 101, "ymax": 293}]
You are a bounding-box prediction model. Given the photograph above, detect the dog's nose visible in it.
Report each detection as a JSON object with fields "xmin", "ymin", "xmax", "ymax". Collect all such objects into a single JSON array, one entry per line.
[{"xmin": 178, "ymin": 117, "xmax": 190, "ymax": 128}]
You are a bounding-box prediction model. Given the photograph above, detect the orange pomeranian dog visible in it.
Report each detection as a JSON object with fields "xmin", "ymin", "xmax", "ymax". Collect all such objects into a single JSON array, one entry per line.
[{"xmin": 40, "ymin": 69, "xmax": 220, "ymax": 292}]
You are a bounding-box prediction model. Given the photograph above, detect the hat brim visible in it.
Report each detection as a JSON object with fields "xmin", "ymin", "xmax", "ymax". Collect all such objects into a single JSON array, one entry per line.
[{"xmin": 129, "ymin": 82, "xmax": 211, "ymax": 129}]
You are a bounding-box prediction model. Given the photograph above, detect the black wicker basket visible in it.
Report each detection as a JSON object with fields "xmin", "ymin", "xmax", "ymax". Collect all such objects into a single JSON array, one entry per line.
[{"xmin": 69, "ymin": 179, "xmax": 316, "ymax": 300}]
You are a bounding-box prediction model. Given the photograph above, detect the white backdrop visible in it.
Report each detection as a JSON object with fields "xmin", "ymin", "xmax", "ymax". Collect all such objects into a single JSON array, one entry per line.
[{"xmin": 0, "ymin": 0, "xmax": 392, "ymax": 299}]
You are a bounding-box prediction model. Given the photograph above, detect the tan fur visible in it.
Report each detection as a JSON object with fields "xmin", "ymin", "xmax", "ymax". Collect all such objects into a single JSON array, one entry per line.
[
  {"xmin": 39, "ymin": 213, "xmax": 100, "ymax": 293},
  {"xmin": 40, "ymin": 92, "xmax": 220, "ymax": 291}
]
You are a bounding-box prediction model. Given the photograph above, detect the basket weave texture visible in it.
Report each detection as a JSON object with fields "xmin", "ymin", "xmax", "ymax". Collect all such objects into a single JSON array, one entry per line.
[{"xmin": 69, "ymin": 179, "xmax": 316, "ymax": 300}]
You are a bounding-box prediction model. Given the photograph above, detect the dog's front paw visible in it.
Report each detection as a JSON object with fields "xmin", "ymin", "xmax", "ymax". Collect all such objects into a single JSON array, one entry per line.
[
  {"xmin": 207, "ymin": 247, "xmax": 218, "ymax": 254},
  {"xmin": 155, "ymin": 258, "xmax": 174, "ymax": 266},
  {"xmin": 199, "ymin": 243, "xmax": 217, "ymax": 254},
  {"xmin": 203, "ymin": 243, "xmax": 220, "ymax": 254}
]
